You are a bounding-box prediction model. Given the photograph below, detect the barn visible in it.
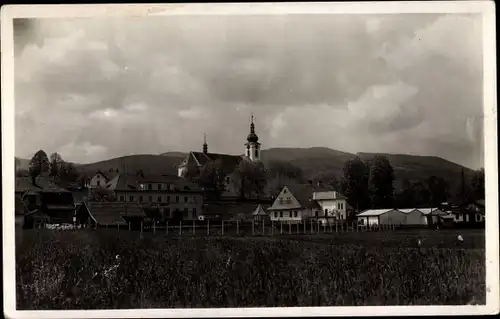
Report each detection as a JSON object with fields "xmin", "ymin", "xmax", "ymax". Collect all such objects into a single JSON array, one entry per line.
[
  {"xmin": 399, "ymin": 208, "xmax": 426, "ymax": 225},
  {"xmin": 356, "ymin": 209, "xmax": 406, "ymax": 226}
]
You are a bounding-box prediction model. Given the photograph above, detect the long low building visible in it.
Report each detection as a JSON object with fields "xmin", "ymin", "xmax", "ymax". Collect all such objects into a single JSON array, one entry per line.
[{"xmin": 356, "ymin": 209, "xmax": 406, "ymax": 226}]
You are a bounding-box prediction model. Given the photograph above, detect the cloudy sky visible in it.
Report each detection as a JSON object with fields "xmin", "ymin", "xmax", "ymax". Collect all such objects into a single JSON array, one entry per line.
[{"xmin": 14, "ymin": 13, "xmax": 484, "ymax": 168}]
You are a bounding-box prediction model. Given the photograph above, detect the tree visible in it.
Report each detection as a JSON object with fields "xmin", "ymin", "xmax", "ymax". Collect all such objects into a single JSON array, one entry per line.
[
  {"xmin": 198, "ymin": 160, "xmax": 228, "ymax": 199},
  {"xmin": 426, "ymin": 176, "xmax": 449, "ymax": 207},
  {"xmin": 340, "ymin": 156, "xmax": 369, "ymax": 218},
  {"xmin": 471, "ymin": 168, "xmax": 485, "ymax": 200},
  {"xmin": 266, "ymin": 160, "xmax": 304, "ymax": 182},
  {"xmin": 368, "ymin": 155, "xmax": 395, "ymax": 208},
  {"xmin": 49, "ymin": 152, "xmax": 64, "ymax": 181},
  {"xmin": 233, "ymin": 160, "xmax": 267, "ymax": 199},
  {"xmin": 60, "ymin": 162, "xmax": 79, "ymax": 184},
  {"xmin": 28, "ymin": 150, "xmax": 49, "ymax": 184}
]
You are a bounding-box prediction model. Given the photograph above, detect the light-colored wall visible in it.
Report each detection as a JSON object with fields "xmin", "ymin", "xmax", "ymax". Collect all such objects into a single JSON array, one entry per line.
[
  {"xmin": 358, "ymin": 216, "xmax": 379, "ymax": 225},
  {"xmin": 316, "ymin": 198, "xmax": 347, "ymax": 220},
  {"xmin": 379, "ymin": 209, "xmax": 406, "ymax": 225},
  {"xmin": 89, "ymin": 173, "xmax": 108, "ymax": 189},
  {"xmin": 115, "ymin": 190, "xmax": 203, "ymax": 220},
  {"xmin": 269, "ymin": 209, "xmax": 308, "ymax": 222},
  {"xmin": 246, "ymin": 142, "xmax": 261, "ymax": 162}
]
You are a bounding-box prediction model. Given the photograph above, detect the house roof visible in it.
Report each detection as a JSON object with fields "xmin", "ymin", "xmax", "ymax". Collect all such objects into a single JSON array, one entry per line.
[
  {"xmin": 312, "ymin": 189, "xmax": 348, "ymax": 200},
  {"xmin": 418, "ymin": 208, "xmax": 443, "ymax": 215},
  {"xmin": 180, "ymin": 151, "xmax": 243, "ymax": 174},
  {"xmin": 107, "ymin": 174, "xmax": 202, "ymax": 192},
  {"xmin": 475, "ymin": 200, "xmax": 485, "ymax": 207},
  {"xmin": 357, "ymin": 209, "xmax": 397, "ymax": 217},
  {"xmin": 252, "ymin": 204, "xmax": 268, "ymax": 216},
  {"xmin": 399, "ymin": 208, "xmax": 421, "ymax": 214},
  {"xmin": 15, "ymin": 176, "xmax": 68, "ymax": 193},
  {"xmin": 85, "ymin": 201, "xmax": 146, "ymax": 225}
]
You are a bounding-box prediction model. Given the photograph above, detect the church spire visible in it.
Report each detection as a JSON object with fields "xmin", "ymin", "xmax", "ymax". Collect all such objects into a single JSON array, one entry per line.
[
  {"xmin": 247, "ymin": 112, "xmax": 258, "ymax": 143},
  {"xmin": 250, "ymin": 112, "xmax": 255, "ymax": 134},
  {"xmin": 203, "ymin": 133, "xmax": 208, "ymax": 154}
]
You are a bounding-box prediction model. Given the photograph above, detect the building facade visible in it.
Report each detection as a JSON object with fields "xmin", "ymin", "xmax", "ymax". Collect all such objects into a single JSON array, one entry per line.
[
  {"xmin": 312, "ymin": 190, "xmax": 348, "ymax": 221},
  {"xmin": 357, "ymin": 209, "xmax": 406, "ymax": 226},
  {"xmin": 267, "ymin": 184, "xmax": 322, "ymax": 224},
  {"xmin": 107, "ymin": 174, "xmax": 204, "ymax": 221}
]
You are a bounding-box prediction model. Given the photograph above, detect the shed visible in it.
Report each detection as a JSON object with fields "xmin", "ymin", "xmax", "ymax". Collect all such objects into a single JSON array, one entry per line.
[
  {"xmin": 419, "ymin": 208, "xmax": 447, "ymax": 225},
  {"xmin": 76, "ymin": 201, "xmax": 146, "ymax": 229},
  {"xmin": 252, "ymin": 204, "xmax": 269, "ymax": 222},
  {"xmin": 399, "ymin": 208, "xmax": 426, "ymax": 225},
  {"xmin": 356, "ymin": 209, "xmax": 405, "ymax": 226}
]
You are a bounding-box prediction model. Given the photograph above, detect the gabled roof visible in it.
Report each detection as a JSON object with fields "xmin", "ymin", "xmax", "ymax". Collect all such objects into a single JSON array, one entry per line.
[
  {"xmin": 85, "ymin": 201, "xmax": 146, "ymax": 225},
  {"xmin": 252, "ymin": 204, "xmax": 268, "ymax": 216},
  {"xmin": 357, "ymin": 209, "xmax": 398, "ymax": 217},
  {"xmin": 418, "ymin": 208, "xmax": 443, "ymax": 215},
  {"xmin": 399, "ymin": 208, "xmax": 421, "ymax": 214},
  {"xmin": 180, "ymin": 151, "xmax": 243, "ymax": 174}
]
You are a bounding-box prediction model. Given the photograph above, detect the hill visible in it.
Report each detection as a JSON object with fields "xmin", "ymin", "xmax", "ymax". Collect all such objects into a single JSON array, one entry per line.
[
  {"xmin": 60, "ymin": 148, "xmax": 474, "ymax": 192},
  {"xmin": 15, "ymin": 157, "xmax": 31, "ymax": 171},
  {"xmin": 78, "ymin": 154, "xmax": 185, "ymax": 176}
]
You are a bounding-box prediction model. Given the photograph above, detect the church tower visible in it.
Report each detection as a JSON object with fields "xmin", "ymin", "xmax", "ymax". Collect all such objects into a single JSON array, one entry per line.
[
  {"xmin": 245, "ymin": 113, "xmax": 261, "ymax": 162},
  {"xmin": 203, "ymin": 133, "xmax": 208, "ymax": 154}
]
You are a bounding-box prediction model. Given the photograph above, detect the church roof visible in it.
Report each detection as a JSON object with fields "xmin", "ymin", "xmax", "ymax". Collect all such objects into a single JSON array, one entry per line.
[{"xmin": 188, "ymin": 152, "xmax": 243, "ymax": 172}]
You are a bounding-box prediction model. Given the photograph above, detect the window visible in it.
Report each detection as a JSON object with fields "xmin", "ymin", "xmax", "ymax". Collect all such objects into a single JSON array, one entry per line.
[
  {"xmin": 274, "ymin": 212, "xmax": 278, "ymax": 218},
  {"xmin": 325, "ymin": 209, "xmax": 328, "ymax": 215},
  {"xmin": 280, "ymin": 212, "xmax": 283, "ymax": 218},
  {"xmin": 176, "ymin": 196, "xmax": 179, "ymax": 203},
  {"xmin": 226, "ymin": 177, "xmax": 230, "ymax": 184},
  {"xmin": 183, "ymin": 208, "xmax": 188, "ymax": 216},
  {"xmin": 120, "ymin": 196, "xmax": 125, "ymax": 201},
  {"xmin": 158, "ymin": 196, "xmax": 162, "ymax": 202},
  {"xmin": 283, "ymin": 189, "xmax": 287, "ymax": 193},
  {"xmin": 167, "ymin": 196, "xmax": 170, "ymax": 202},
  {"xmin": 97, "ymin": 180, "xmax": 101, "ymax": 187},
  {"xmin": 192, "ymin": 196, "xmax": 196, "ymax": 203},
  {"xmin": 129, "ymin": 196, "xmax": 134, "ymax": 202},
  {"xmin": 255, "ymin": 149, "xmax": 259, "ymax": 157},
  {"xmin": 193, "ymin": 208, "xmax": 197, "ymax": 216},
  {"xmin": 158, "ymin": 184, "xmax": 162, "ymax": 190},
  {"xmin": 139, "ymin": 196, "xmax": 143, "ymax": 202},
  {"xmin": 279, "ymin": 198, "xmax": 284, "ymax": 204},
  {"xmin": 294, "ymin": 211, "xmax": 298, "ymax": 217},
  {"xmin": 148, "ymin": 184, "xmax": 152, "ymax": 190},
  {"xmin": 184, "ymin": 196, "xmax": 188, "ymax": 203}
]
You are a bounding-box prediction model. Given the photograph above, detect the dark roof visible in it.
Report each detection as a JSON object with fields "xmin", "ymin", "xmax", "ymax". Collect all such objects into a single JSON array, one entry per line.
[
  {"xmin": 286, "ymin": 184, "xmax": 320, "ymax": 209},
  {"xmin": 108, "ymin": 173, "xmax": 202, "ymax": 192},
  {"xmin": 15, "ymin": 195, "xmax": 29, "ymax": 216},
  {"xmin": 15, "ymin": 176, "xmax": 69, "ymax": 193},
  {"xmin": 85, "ymin": 201, "xmax": 146, "ymax": 225},
  {"xmin": 187, "ymin": 152, "xmax": 243, "ymax": 172}
]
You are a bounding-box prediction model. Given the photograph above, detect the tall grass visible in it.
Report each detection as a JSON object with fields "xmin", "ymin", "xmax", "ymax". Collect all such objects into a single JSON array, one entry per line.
[{"xmin": 16, "ymin": 229, "xmax": 485, "ymax": 309}]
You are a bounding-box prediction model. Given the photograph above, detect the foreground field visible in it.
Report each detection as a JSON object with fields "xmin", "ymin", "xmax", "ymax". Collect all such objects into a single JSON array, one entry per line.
[{"xmin": 16, "ymin": 229, "xmax": 485, "ymax": 309}]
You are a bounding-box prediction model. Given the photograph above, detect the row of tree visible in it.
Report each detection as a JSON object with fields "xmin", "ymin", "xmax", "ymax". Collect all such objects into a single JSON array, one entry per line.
[{"xmin": 20, "ymin": 150, "xmax": 80, "ymax": 186}]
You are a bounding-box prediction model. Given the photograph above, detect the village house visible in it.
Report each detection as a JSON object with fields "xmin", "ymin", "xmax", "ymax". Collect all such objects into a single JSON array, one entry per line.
[
  {"xmin": 177, "ymin": 115, "xmax": 262, "ymax": 199},
  {"xmin": 312, "ymin": 186, "xmax": 350, "ymax": 222},
  {"xmin": 399, "ymin": 208, "xmax": 426, "ymax": 225},
  {"xmin": 267, "ymin": 184, "xmax": 321, "ymax": 224},
  {"xmin": 356, "ymin": 209, "xmax": 407, "ymax": 226},
  {"xmin": 467, "ymin": 199, "xmax": 485, "ymax": 223},
  {"xmin": 106, "ymin": 173, "xmax": 204, "ymax": 221}
]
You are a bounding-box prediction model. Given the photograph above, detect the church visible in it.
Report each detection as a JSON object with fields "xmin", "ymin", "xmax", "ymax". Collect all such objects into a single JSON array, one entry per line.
[{"xmin": 177, "ymin": 115, "xmax": 262, "ymax": 198}]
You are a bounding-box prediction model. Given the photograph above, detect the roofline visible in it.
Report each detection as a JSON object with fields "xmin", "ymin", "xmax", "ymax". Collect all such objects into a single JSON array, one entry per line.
[
  {"xmin": 83, "ymin": 201, "xmax": 98, "ymax": 224},
  {"xmin": 190, "ymin": 151, "xmax": 202, "ymax": 166}
]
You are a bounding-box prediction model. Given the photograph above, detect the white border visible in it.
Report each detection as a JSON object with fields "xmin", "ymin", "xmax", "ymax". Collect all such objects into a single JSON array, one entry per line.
[{"xmin": 2, "ymin": 2, "xmax": 498, "ymax": 318}]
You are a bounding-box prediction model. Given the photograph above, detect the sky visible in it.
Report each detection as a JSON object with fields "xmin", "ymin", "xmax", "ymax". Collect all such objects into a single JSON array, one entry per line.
[{"xmin": 14, "ymin": 13, "xmax": 484, "ymax": 168}]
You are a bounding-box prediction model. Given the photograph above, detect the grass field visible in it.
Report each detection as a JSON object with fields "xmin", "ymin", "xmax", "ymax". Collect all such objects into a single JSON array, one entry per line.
[{"xmin": 15, "ymin": 228, "xmax": 485, "ymax": 309}]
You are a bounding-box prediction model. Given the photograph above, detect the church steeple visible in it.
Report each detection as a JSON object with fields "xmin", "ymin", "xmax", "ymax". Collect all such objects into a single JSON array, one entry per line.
[
  {"xmin": 245, "ymin": 112, "xmax": 261, "ymax": 161},
  {"xmin": 203, "ymin": 133, "xmax": 208, "ymax": 154}
]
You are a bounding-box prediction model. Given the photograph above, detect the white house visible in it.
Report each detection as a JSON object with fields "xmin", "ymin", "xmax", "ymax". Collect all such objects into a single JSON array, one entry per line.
[
  {"xmin": 88, "ymin": 170, "xmax": 111, "ymax": 189},
  {"xmin": 356, "ymin": 209, "xmax": 406, "ymax": 226},
  {"xmin": 313, "ymin": 190, "xmax": 348, "ymax": 221},
  {"xmin": 399, "ymin": 208, "xmax": 426, "ymax": 225},
  {"xmin": 267, "ymin": 184, "xmax": 321, "ymax": 224}
]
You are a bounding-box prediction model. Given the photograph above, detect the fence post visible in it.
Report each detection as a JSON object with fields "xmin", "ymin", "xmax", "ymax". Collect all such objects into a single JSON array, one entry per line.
[
  {"xmin": 129, "ymin": 222, "xmax": 131, "ymax": 232},
  {"xmin": 271, "ymin": 220, "xmax": 274, "ymax": 236},
  {"xmin": 193, "ymin": 220, "xmax": 195, "ymax": 235},
  {"xmin": 252, "ymin": 220, "xmax": 255, "ymax": 236},
  {"xmin": 310, "ymin": 219, "xmax": 313, "ymax": 234},
  {"xmin": 304, "ymin": 220, "xmax": 306, "ymax": 234},
  {"xmin": 237, "ymin": 219, "xmax": 240, "ymax": 235},
  {"xmin": 153, "ymin": 221, "xmax": 156, "ymax": 234},
  {"xmin": 297, "ymin": 222, "xmax": 299, "ymax": 234},
  {"xmin": 179, "ymin": 220, "xmax": 182, "ymax": 235},
  {"xmin": 262, "ymin": 219, "xmax": 265, "ymax": 235},
  {"xmin": 166, "ymin": 221, "xmax": 169, "ymax": 235},
  {"xmin": 222, "ymin": 220, "xmax": 224, "ymax": 236},
  {"xmin": 323, "ymin": 222, "xmax": 326, "ymax": 233},
  {"xmin": 207, "ymin": 219, "xmax": 209, "ymax": 236},
  {"xmin": 140, "ymin": 221, "xmax": 143, "ymax": 234},
  {"xmin": 280, "ymin": 220, "xmax": 283, "ymax": 235},
  {"xmin": 288, "ymin": 221, "xmax": 291, "ymax": 234},
  {"xmin": 317, "ymin": 220, "xmax": 320, "ymax": 234}
]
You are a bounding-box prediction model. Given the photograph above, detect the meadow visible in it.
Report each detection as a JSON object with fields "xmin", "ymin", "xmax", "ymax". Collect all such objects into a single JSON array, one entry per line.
[{"xmin": 15, "ymin": 228, "xmax": 485, "ymax": 309}]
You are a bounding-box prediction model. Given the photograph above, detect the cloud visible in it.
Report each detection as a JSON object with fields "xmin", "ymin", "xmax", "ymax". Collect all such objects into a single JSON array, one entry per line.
[{"xmin": 13, "ymin": 13, "xmax": 484, "ymax": 168}]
